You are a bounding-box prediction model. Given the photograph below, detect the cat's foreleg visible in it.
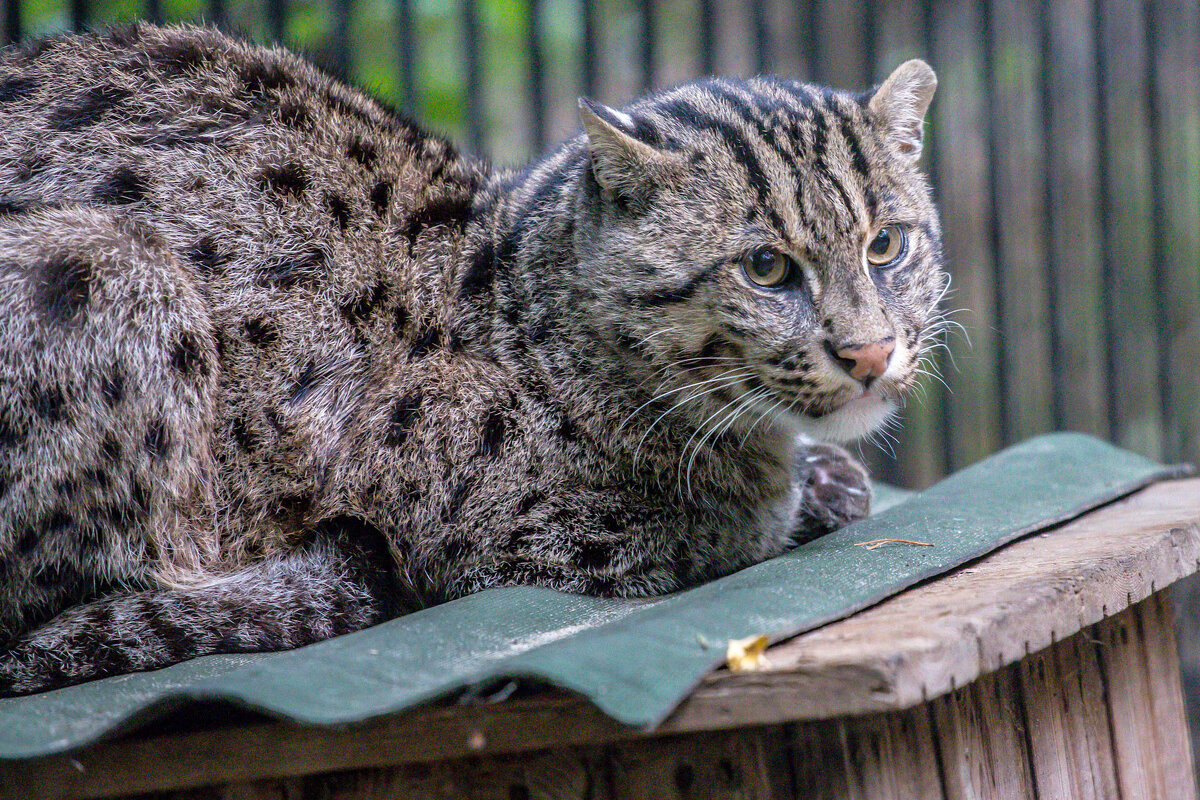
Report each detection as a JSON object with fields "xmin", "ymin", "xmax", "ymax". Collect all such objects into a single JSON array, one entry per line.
[
  {"xmin": 790, "ymin": 441, "xmax": 872, "ymax": 545},
  {"xmin": 0, "ymin": 519, "xmax": 409, "ymax": 696}
]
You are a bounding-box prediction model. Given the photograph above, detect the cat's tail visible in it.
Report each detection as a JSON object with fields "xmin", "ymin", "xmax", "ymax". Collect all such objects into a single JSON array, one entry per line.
[{"xmin": 0, "ymin": 517, "xmax": 413, "ymax": 696}]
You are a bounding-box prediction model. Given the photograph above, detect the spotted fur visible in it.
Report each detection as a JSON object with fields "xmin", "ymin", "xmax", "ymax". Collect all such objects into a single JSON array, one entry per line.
[{"xmin": 0, "ymin": 24, "xmax": 945, "ymax": 695}]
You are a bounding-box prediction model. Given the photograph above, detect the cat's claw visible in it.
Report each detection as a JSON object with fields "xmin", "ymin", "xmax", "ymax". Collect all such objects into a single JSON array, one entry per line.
[{"xmin": 792, "ymin": 443, "xmax": 872, "ymax": 545}]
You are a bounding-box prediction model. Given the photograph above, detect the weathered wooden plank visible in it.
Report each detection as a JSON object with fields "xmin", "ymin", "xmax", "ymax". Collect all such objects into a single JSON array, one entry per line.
[
  {"xmin": 1018, "ymin": 629, "xmax": 1119, "ymax": 798},
  {"xmin": 607, "ymin": 728, "xmax": 788, "ymax": 799},
  {"xmin": 7, "ymin": 480, "xmax": 1196, "ymax": 798},
  {"xmin": 1147, "ymin": 0, "xmax": 1200, "ymax": 467},
  {"xmin": 986, "ymin": 0, "xmax": 1053, "ymax": 445},
  {"xmin": 1042, "ymin": 0, "xmax": 1108, "ymax": 439},
  {"xmin": 930, "ymin": 667, "xmax": 1038, "ymax": 799},
  {"xmin": 682, "ymin": 478, "xmax": 1200, "ymax": 723},
  {"xmin": 1095, "ymin": 595, "xmax": 1199, "ymax": 799},
  {"xmin": 927, "ymin": 0, "xmax": 1001, "ymax": 472},
  {"xmin": 1096, "ymin": 0, "xmax": 1163, "ymax": 458},
  {"xmin": 838, "ymin": 708, "xmax": 946, "ymax": 800},
  {"xmin": 788, "ymin": 719, "xmax": 852, "ymax": 800}
]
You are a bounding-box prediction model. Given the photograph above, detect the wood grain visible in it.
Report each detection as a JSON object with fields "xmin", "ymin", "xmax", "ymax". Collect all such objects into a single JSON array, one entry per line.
[
  {"xmin": 931, "ymin": 668, "xmax": 1038, "ymax": 799},
  {"xmin": 1017, "ymin": 631, "xmax": 1119, "ymax": 798}
]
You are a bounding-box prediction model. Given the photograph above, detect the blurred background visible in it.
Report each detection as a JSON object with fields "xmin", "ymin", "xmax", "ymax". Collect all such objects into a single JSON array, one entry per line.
[{"xmin": 3, "ymin": 0, "xmax": 1200, "ymax": 763}]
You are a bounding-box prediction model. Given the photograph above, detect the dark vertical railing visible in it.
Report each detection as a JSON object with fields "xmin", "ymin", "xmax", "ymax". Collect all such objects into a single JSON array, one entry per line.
[
  {"xmin": 980, "ymin": 1, "xmax": 1009, "ymax": 445},
  {"xmin": 1145, "ymin": 5, "xmax": 1170, "ymax": 460},
  {"xmin": 267, "ymin": 0, "xmax": 286, "ymax": 43},
  {"xmin": 803, "ymin": 0, "xmax": 820, "ymax": 81},
  {"xmin": 462, "ymin": 0, "xmax": 484, "ymax": 155},
  {"xmin": 4, "ymin": 0, "xmax": 20, "ymax": 44},
  {"xmin": 209, "ymin": 0, "xmax": 226, "ymax": 29},
  {"xmin": 699, "ymin": 0, "xmax": 715, "ymax": 75},
  {"xmin": 1093, "ymin": 1, "xmax": 1119, "ymax": 446},
  {"xmin": 582, "ymin": 0, "xmax": 599, "ymax": 98},
  {"xmin": 332, "ymin": 0, "xmax": 352, "ymax": 80},
  {"xmin": 751, "ymin": 2, "xmax": 768, "ymax": 74},
  {"xmin": 396, "ymin": 0, "xmax": 417, "ymax": 115},
  {"xmin": 70, "ymin": 0, "xmax": 88, "ymax": 30},
  {"xmin": 1038, "ymin": 1, "xmax": 1064, "ymax": 432},
  {"xmin": 639, "ymin": 0, "xmax": 655, "ymax": 91},
  {"xmin": 527, "ymin": 0, "xmax": 547, "ymax": 153},
  {"xmin": 145, "ymin": 0, "xmax": 162, "ymax": 25},
  {"xmin": 922, "ymin": 0, "xmax": 959, "ymax": 477}
]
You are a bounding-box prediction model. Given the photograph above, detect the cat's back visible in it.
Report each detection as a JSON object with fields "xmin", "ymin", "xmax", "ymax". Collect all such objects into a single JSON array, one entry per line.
[{"xmin": 0, "ymin": 22, "xmax": 483, "ymax": 304}]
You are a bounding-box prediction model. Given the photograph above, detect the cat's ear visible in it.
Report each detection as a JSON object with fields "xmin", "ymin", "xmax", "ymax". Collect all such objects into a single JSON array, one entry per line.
[
  {"xmin": 868, "ymin": 60, "xmax": 937, "ymax": 160},
  {"xmin": 578, "ymin": 98, "xmax": 674, "ymax": 204}
]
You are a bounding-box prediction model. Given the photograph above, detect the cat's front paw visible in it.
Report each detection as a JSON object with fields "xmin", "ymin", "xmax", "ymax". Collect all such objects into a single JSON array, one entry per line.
[{"xmin": 792, "ymin": 443, "xmax": 872, "ymax": 544}]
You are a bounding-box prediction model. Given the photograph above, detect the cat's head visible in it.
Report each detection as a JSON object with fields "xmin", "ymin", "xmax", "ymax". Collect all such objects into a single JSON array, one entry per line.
[{"xmin": 573, "ymin": 62, "xmax": 947, "ymax": 444}]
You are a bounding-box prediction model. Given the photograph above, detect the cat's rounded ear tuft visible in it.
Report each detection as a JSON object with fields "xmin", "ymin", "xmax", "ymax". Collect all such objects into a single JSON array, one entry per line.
[
  {"xmin": 868, "ymin": 60, "xmax": 937, "ymax": 160},
  {"xmin": 578, "ymin": 97, "xmax": 667, "ymax": 201}
]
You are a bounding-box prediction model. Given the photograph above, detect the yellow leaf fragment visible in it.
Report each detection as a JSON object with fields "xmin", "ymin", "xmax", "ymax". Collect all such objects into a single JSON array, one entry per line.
[{"xmin": 725, "ymin": 634, "xmax": 771, "ymax": 672}]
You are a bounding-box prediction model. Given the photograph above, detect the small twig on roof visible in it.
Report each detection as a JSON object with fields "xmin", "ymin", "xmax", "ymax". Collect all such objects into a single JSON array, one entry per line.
[{"xmin": 854, "ymin": 538, "xmax": 935, "ymax": 551}]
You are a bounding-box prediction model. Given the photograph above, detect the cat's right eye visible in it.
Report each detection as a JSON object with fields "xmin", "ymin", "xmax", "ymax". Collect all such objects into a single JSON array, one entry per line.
[{"xmin": 741, "ymin": 248, "xmax": 793, "ymax": 289}]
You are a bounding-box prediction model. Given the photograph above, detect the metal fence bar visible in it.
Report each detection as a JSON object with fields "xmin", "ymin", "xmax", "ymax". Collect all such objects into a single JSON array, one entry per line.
[
  {"xmin": 527, "ymin": 0, "xmax": 547, "ymax": 153},
  {"xmin": 145, "ymin": 0, "xmax": 161, "ymax": 24},
  {"xmin": 332, "ymin": 0, "xmax": 352, "ymax": 80},
  {"xmin": 462, "ymin": 0, "xmax": 485, "ymax": 155},
  {"xmin": 396, "ymin": 0, "xmax": 417, "ymax": 114},
  {"xmin": 640, "ymin": 0, "xmax": 655, "ymax": 91},
  {"xmin": 752, "ymin": 1, "xmax": 768, "ymax": 74},
  {"xmin": 209, "ymin": 0, "xmax": 225, "ymax": 29},
  {"xmin": 4, "ymin": 0, "xmax": 20, "ymax": 44},
  {"xmin": 1092, "ymin": 0, "xmax": 1121, "ymax": 445},
  {"xmin": 70, "ymin": 0, "xmax": 88, "ymax": 30},
  {"xmin": 267, "ymin": 0, "xmax": 286, "ymax": 43},
  {"xmin": 980, "ymin": 0, "xmax": 1010, "ymax": 445},
  {"xmin": 699, "ymin": 0, "xmax": 715, "ymax": 75},
  {"xmin": 1038, "ymin": 1, "xmax": 1064, "ymax": 432},
  {"xmin": 1145, "ymin": 4, "xmax": 1170, "ymax": 459},
  {"xmin": 582, "ymin": 0, "xmax": 598, "ymax": 98}
]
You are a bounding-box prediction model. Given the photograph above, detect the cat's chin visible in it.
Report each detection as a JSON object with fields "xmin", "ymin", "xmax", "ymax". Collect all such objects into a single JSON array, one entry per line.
[{"xmin": 790, "ymin": 394, "xmax": 896, "ymax": 444}]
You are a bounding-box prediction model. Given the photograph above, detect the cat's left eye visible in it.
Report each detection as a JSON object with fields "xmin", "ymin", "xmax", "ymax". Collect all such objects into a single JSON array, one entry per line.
[
  {"xmin": 866, "ymin": 225, "xmax": 907, "ymax": 267},
  {"xmin": 741, "ymin": 249, "xmax": 793, "ymax": 288}
]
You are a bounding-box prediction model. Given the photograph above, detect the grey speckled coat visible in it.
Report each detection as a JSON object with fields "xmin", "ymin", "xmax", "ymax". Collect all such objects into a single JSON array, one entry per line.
[{"xmin": 0, "ymin": 24, "xmax": 946, "ymax": 694}]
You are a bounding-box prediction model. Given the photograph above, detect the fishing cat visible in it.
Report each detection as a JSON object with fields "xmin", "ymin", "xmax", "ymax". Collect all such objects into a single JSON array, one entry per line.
[{"xmin": 0, "ymin": 23, "xmax": 945, "ymax": 694}]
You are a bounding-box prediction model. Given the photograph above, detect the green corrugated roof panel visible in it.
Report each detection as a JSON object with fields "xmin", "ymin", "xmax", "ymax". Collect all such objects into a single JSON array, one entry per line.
[{"xmin": 0, "ymin": 433, "xmax": 1185, "ymax": 759}]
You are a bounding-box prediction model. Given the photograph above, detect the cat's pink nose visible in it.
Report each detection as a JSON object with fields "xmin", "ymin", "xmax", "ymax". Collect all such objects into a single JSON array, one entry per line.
[{"xmin": 828, "ymin": 338, "xmax": 895, "ymax": 383}]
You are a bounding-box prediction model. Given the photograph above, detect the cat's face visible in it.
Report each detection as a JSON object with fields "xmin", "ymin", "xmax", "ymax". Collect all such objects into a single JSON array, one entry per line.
[{"xmin": 577, "ymin": 63, "xmax": 947, "ymax": 444}]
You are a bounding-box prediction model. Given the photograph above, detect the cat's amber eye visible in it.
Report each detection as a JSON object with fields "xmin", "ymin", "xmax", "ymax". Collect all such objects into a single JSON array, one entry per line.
[
  {"xmin": 866, "ymin": 225, "xmax": 907, "ymax": 267},
  {"xmin": 741, "ymin": 248, "xmax": 793, "ymax": 288}
]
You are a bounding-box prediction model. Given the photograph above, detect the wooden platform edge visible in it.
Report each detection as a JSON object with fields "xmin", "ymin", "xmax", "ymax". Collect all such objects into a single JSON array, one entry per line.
[{"xmin": 3, "ymin": 479, "xmax": 1199, "ymax": 799}]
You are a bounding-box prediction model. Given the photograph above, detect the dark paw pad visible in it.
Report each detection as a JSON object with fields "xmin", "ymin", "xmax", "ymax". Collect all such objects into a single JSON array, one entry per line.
[{"xmin": 793, "ymin": 443, "xmax": 871, "ymax": 544}]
